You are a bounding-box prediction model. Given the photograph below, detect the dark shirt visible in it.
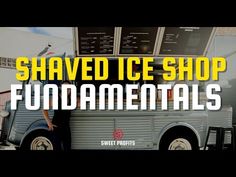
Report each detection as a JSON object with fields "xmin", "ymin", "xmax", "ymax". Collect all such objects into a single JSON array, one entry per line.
[{"xmin": 52, "ymin": 95, "xmax": 71, "ymax": 128}]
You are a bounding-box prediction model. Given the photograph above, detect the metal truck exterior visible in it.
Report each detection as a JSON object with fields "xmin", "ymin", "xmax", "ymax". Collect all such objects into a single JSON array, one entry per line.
[
  {"xmin": 0, "ymin": 27, "xmax": 233, "ymax": 150},
  {"xmin": 0, "ymin": 85, "xmax": 233, "ymax": 150}
]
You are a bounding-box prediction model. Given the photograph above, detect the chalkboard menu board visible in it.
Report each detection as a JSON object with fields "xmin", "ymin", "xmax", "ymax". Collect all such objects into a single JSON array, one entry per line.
[
  {"xmin": 159, "ymin": 27, "xmax": 214, "ymax": 56},
  {"xmin": 119, "ymin": 27, "xmax": 158, "ymax": 55},
  {"xmin": 78, "ymin": 27, "xmax": 115, "ymax": 55}
]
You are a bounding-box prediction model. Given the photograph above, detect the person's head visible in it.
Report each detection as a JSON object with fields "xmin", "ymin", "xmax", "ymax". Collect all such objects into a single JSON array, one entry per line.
[{"xmin": 60, "ymin": 80, "xmax": 72, "ymax": 96}]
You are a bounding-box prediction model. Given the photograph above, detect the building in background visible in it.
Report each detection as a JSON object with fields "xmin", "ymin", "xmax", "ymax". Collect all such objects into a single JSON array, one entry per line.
[
  {"xmin": 0, "ymin": 27, "xmax": 73, "ymax": 111},
  {"xmin": 0, "ymin": 27, "xmax": 73, "ymax": 92},
  {"xmin": 0, "ymin": 91, "xmax": 10, "ymax": 111}
]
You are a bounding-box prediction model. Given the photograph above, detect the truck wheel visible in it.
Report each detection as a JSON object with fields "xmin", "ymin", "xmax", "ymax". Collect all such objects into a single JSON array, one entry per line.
[
  {"xmin": 159, "ymin": 128, "xmax": 199, "ymax": 150},
  {"xmin": 21, "ymin": 131, "xmax": 61, "ymax": 150}
]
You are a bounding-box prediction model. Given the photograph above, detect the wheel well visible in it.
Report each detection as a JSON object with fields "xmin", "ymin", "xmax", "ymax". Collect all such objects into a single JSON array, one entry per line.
[
  {"xmin": 20, "ymin": 129, "xmax": 50, "ymax": 148},
  {"xmin": 159, "ymin": 126, "xmax": 199, "ymax": 148}
]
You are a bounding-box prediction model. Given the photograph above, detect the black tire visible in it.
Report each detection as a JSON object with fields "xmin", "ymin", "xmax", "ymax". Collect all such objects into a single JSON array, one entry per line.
[
  {"xmin": 20, "ymin": 130, "xmax": 61, "ymax": 150},
  {"xmin": 159, "ymin": 127, "xmax": 199, "ymax": 150}
]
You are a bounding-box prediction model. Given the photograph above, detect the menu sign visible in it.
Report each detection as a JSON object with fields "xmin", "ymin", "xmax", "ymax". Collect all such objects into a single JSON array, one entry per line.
[
  {"xmin": 119, "ymin": 27, "xmax": 158, "ymax": 54},
  {"xmin": 159, "ymin": 27, "xmax": 213, "ymax": 56},
  {"xmin": 78, "ymin": 27, "xmax": 115, "ymax": 55}
]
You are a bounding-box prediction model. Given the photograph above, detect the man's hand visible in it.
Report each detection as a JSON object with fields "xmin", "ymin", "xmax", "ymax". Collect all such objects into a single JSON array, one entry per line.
[
  {"xmin": 42, "ymin": 109, "xmax": 57, "ymax": 131},
  {"xmin": 47, "ymin": 120, "xmax": 57, "ymax": 131}
]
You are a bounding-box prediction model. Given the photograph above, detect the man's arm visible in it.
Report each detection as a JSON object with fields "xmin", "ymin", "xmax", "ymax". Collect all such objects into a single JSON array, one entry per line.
[
  {"xmin": 77, "ymin": 96, "xmax": 80, "ymax": 108},
  {"xmin": 42, "ymin": 99, "xmax": 57, "ymax": 131}
]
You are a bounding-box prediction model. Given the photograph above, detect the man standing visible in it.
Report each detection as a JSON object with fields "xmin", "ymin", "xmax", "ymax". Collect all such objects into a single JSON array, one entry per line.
[{"xmin": 42, "ymin": 80, "xmax": 72, "ymax": 151}]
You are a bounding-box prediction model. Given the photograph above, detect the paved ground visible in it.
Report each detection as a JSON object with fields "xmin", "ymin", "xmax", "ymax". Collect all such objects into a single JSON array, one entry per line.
[{"xmin": 0, "ymin": 145, "xmax": 16, "ymax": 150}]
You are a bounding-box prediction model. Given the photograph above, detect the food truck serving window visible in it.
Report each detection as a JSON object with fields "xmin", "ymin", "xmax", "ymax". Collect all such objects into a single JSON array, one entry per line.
[{"xmin": 75, "ymin": 58, "xmax": 135, "ymax": 93}]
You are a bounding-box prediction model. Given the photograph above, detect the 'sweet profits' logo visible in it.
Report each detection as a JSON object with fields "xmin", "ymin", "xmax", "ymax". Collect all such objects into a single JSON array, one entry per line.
[{"xmin": 101, "ymin": 128, "xmax": 135, "ymax": 147}]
